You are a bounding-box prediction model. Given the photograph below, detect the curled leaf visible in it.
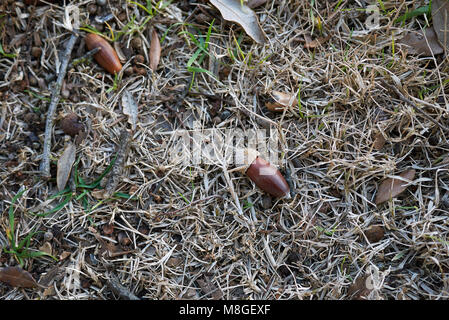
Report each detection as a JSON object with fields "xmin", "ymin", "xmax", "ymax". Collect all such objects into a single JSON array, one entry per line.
[
  {"xmin": 265, "ymin": 91, "xmax": 297, "ymax": 112},
  {"xmin": 57, "ymin": 143, "xmax": 76, "ymax": 192},
  {"xmin": 375, "ymin": 169, "xmax": 416, "ymax": 205},
  {"xmin": 149, "ymin": 29, "xmax": 161, "ymax": 71},
  {"xmin": 210, "ymin": 0, "xmax": 266, "ymax": 44}
]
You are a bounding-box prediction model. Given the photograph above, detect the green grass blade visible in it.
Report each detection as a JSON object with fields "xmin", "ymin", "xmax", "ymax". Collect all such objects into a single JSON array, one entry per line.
[{"xmin": 395, "ymin": 5, "xmax": 430, "ymax": 23}]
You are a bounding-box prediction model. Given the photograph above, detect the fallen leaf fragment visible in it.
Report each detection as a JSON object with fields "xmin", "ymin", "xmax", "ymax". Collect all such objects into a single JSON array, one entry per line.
[
  {"xmin": 57, "ymin": 142, "xmax": 76, "ymax": 192},
  {"xmin": 247, "ymin": 0, "xmax": 267, "ymax": 9},
  {"xmin": 0, "ymin": 266, "xmax": 39, "ymax": 288},
  {"xmin": 375, "ymin": 169, "xmax": 416, "ymax": 205},
  {"xmin": 121, "ymin": 90, "xmax": 138, "ymax": 131},
  {"xmin": 210, "ymin": 0, "xmax": 266, "ymax": 44},
  {"xmin": 372, "ymin": 131, "xmax": 386, "ymax": 150},
  {"xmin": 149, "ymin": 28, "xmax": 161, "ymax": 71},
  {"xmin": 400, "ymin": 28, "xmax": 444, "ymax": 56},
  {"xmin": 432, "ymin": 0, "xmax": 449, "ymax": 52},
  {"xmin": 265, "ymin": 91, "xmax": 298, "ymax": 112},
  {"xmin": 347, "ymin": 275, "xmax": 372, "ymax": 300},
  {"xmin": 303, "ymin": 34, "xmax": 331, "ymax": 49},
  {"xmin": 364, "ymin": 225, "xmax": 385, "ymax": 243}
]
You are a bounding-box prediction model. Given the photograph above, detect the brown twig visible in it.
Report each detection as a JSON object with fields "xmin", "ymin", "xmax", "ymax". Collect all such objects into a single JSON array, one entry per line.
[{"xmin": 40, "ymin": 33, "xmax": 79, "ymax": 179}]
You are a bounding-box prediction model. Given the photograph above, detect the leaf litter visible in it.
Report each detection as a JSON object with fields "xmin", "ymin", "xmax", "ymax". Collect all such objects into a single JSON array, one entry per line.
[{"xmin": 1, "ymin": 0, "xmax": 449, "ymax": 301}]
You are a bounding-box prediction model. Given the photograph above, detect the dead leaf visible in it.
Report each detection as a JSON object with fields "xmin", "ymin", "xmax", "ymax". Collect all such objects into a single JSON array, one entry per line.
[
  {"xmin": 0, "ymin": 266, "xmax": 39, "ymax": 288},
  {"xmin": 39, "ymin": 242, "xmax": 52, "ymax": 256},
  {"xmin": 303, "ymin": 34, "xmax": 331, "ymax": 49},
  {"xmin": 210, "ymin": 0, "xmax": 266, "ymax": 44},
  {"xmin": 197, "ymin": 276, "xmax": 223, "ymax": 299},
  {"xmin": 375, "ymin": 169, "xmax": 416, "ymax": 205},
  {"xmin": 373, "ymin": 131, "xmax": 386, "ymax": 150},
  {"xmin": 265, "ymin": 90, "xmax": 297, "ymax": 112},
  {"xmin": 57, "ymin": 142, "xmax": 76, "ymax": 192},
  {"xmin": 247, "ymin": 0, "xmax": 267, "ymax": 9},
  {"xmin": 121, "ymin": 90, "xmax": 138, "ymax": 131},
  {"xmin": 149, "ymin": 28, "xmax": 161, "ymax": 71},
  {"xmin": 432, "ymin": 0, "xmax": 449, "ymax": 52},
  {"xmin": 400, "ymin": 28, "xmax": 444, "ymax": 56},
  {"xmin": 364, "ymin": 225, "xmax": 385, "ymax": 243},
  {"xmin": 347, "ymin": 275, "xmax": 372, "ymax": 300}
]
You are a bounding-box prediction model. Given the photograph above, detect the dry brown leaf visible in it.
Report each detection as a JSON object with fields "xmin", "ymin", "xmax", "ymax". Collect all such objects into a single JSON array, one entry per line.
[
  {"xmin": 347, "ymin": 275, "xmax": 372, "ymax": 300},
  {"xmin": 247, "ymin": 0, "xmax": 267, "ymax": 9},
  {"xmin": 364, "ymin": 225, "xmax": 385, "ymax": 243},
  {"xmin": 57, "ymin": 142, "xmax": 76, "ymax": 192},
  {"xmin": 375, "ymin": 169, "xmax": 416, "ymax": 205},
  {"xmin": 149, "ymin": 28, "xmax": 161, "ymax": 71},
  {"xmin": 0, "ymin": 266, "xmax": 39, "ymax": 288},
  {"xmin": 400, "ymin": 28, "xmax": 444, "ymax": 56},
  {"xmin": 210, "ymin": 0, "xmax": 266, "ymax": 44},
  {"xmin": 372, "ymin": 131, "xmax": 386, "ymax": 150},
  {"xmin": 432, "ymin": 0, "xmax": 449, "ymax": 52},
  {"xmin": 303, "ymin": 34, "xmax": 331, "ymax": 49},
  {"xmin": 265, "ymin": 91, "xmax": 298, "ymax": 112}
]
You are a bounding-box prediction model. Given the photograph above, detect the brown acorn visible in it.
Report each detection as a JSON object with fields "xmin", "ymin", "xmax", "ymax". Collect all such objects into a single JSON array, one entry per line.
[
  {"xmin": 84, "ymin": 33, "xmax": 122, "ymax": 74},
  {"xmin": 246, "ymin": 157, "xmax": 290, "ymax": 198}
]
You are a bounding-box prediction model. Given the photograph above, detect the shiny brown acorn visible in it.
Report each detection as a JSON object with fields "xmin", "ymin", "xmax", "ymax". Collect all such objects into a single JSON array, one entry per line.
[
  {"xmin": 85, "ymin": 33, "xmax": 122, "ymax": 74},
  {"xmin": 246, "ymin": 157, "xmax": 290, "ymax": 198}
]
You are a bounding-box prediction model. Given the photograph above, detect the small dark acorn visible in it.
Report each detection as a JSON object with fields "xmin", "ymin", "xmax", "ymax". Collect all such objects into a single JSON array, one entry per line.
[
  {"xmin": 85, "ymin": 33, "xmax": 122, "ymax": 74},
  {"xmin": 246, "ymin": 157, "xmax": 290, "ymax": 198}
]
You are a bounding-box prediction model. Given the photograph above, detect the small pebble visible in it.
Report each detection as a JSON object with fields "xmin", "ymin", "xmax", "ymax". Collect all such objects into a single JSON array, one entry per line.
[{"xmin": 96, "ymin": 0, "xmax": 106, "ymax": 6}]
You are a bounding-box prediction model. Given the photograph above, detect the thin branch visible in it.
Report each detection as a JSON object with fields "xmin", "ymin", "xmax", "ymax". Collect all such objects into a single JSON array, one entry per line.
[{"xmin": 39, "ymin": 33, "xmax": 79, "ymax": 179}]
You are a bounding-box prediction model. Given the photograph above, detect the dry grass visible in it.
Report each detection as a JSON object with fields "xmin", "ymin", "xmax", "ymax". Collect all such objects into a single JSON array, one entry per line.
[{"xmin": 1, "ymin": 0, "xmax": 449, "ymax": 300}]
